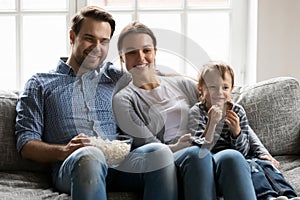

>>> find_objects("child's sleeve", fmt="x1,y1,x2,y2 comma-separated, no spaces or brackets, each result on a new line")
236,104,270,157
188,104,206,137
248,126,270,157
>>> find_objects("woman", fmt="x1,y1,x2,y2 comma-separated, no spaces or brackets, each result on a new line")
113,21,256,200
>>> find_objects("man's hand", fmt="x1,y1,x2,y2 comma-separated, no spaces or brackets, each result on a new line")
225,110,241,138
62,133,93,160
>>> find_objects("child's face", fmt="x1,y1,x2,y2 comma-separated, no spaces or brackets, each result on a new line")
201,69,233,109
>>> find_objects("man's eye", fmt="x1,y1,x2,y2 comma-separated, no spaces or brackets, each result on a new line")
101,39,110,45
85,37,94,42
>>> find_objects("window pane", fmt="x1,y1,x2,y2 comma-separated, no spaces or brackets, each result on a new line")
22,0,68,11
187,0,229,7
138,0,182,9
22,15,68,86
139,13,181,32
107,14,133,64
0,0,15,10
88,0,134,9
139,13,184,74
0,16,16,89
187,12,229,66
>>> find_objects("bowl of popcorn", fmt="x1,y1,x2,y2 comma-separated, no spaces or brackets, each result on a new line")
90,135,133,168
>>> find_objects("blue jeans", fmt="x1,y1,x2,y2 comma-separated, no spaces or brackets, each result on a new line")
174,146,216,199
53,143,177,200
174,147,256,200
249,158,297,200
214,149,257,200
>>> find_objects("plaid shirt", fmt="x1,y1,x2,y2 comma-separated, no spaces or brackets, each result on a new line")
16,58,122,153
188,102,269,158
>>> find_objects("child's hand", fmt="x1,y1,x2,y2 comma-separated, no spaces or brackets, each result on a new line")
259,154,280,167
225,110,241,138
208,105,223,125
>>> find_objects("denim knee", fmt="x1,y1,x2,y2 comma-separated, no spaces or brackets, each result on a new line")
116,143,174,173
54,146,108,196
214,149,249,171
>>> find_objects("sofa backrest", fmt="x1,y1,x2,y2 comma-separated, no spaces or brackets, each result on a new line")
233,77,300,156
1,77,299,171
0,90,48,172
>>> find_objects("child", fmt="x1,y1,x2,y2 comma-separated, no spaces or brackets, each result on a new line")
188,61,299,200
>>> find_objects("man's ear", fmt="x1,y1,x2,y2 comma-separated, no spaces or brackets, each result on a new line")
69,30,75,45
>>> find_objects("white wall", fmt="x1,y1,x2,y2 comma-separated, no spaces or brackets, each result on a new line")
256,0,300,82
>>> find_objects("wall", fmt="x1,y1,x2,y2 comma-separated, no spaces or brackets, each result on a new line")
257,0,300,82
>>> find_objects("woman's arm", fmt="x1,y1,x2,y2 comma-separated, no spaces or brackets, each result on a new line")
113,88,161,148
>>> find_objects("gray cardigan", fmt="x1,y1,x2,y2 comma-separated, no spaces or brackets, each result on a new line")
113,73,270,156
113,75,198,148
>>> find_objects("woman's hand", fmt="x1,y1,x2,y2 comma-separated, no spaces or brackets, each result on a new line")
169,134,192,152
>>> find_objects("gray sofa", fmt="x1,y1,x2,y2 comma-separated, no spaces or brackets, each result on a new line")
0,76,299,199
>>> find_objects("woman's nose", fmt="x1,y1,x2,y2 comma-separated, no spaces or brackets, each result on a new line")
137,50,145,61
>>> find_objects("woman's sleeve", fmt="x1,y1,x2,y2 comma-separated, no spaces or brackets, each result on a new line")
113,89,161,149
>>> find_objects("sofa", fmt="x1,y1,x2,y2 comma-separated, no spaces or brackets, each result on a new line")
0,76,299,199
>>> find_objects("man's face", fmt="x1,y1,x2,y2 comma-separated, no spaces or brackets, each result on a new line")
70,17,111,73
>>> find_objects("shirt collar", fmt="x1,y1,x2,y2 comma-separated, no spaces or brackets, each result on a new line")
56,57,76,76
55,57,121,83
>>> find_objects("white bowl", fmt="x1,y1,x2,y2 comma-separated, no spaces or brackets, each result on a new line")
90,135,132,167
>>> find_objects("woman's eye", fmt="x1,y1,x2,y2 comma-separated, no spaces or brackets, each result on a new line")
126,50,137,55
144,48,152,53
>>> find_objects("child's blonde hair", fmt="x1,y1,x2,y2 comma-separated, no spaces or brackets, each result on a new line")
197,61,235,102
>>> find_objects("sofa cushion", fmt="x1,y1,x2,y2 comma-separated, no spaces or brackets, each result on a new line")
233,77,300,156
0,90,47,171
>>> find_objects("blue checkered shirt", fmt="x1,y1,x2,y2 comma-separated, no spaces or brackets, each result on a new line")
16,58,122,153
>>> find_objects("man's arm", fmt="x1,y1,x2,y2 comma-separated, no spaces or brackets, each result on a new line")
21,133,92,163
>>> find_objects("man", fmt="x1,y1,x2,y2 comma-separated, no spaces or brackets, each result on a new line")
15,6,177,200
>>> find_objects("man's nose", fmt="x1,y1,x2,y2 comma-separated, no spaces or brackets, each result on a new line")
92,40,104,51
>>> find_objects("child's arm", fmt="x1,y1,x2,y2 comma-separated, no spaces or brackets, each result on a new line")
204,105,223,143
248,127,280,167
188,104,206,137
225,105,250,156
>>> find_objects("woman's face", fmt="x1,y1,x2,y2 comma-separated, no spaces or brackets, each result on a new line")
120,33,156,76
201,69,233,109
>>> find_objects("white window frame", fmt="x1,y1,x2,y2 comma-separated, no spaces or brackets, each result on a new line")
0,0,76,90
81,0,249,86
1,0,251,90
